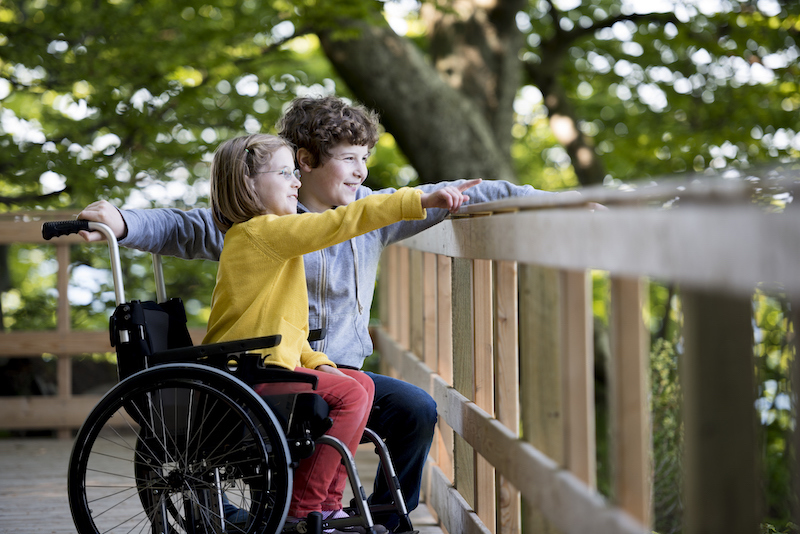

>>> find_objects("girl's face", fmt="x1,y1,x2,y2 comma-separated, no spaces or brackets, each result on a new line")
296,143,370,213
248,146,301,216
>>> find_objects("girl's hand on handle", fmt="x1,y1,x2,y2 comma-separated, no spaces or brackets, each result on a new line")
420,178,482,213
76,201,127,242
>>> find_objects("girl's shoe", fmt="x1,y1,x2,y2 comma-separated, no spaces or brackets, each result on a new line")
323,509,389,534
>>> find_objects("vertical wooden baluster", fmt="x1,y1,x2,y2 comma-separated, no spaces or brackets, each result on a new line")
397,246,411,353
494,260,520,534
609,276,651,527
384,246,399,340
423,252,439,372
562,269,596,488
410,249,424,359
519,264,563,533
473,259,495,533
437,255,455,482
452,257,475,508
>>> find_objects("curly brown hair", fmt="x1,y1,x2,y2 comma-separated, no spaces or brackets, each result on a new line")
277,96,380,168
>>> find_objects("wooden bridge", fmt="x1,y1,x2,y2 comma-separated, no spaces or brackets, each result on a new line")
1,173,799,533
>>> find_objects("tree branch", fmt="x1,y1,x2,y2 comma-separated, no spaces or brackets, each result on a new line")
556,10,681,48
0,189,66,206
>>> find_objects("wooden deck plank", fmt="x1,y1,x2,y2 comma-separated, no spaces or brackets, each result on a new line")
0,437,443,534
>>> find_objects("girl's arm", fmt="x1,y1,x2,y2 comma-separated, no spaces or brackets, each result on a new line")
244,187,426,261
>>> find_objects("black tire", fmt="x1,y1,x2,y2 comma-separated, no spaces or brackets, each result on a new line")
68,363,292,534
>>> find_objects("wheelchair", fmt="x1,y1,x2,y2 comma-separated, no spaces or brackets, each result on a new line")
43,220,415,534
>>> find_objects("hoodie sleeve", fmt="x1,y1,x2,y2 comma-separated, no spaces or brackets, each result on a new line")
119,207,224,260
365,178,556,246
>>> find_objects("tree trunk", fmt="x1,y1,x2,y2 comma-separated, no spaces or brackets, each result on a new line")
320,23,514,184
318,1,524,185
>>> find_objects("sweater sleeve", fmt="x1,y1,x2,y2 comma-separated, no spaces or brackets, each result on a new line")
243,187,425,262
119,207,224,260
299,339,337,370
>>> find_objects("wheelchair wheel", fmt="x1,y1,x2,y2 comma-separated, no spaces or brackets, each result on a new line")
68,363,292,534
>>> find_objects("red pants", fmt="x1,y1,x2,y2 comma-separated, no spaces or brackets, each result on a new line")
255,368,374,516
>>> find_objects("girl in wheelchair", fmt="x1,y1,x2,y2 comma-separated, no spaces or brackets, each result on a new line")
205,133,476,533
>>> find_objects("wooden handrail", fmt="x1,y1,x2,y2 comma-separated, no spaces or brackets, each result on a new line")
374,176,798,534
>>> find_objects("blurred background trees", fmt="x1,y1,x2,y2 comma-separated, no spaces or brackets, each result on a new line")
1,1,799,529
2,0,797,210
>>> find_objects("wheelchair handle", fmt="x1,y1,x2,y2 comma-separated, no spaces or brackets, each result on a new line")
42,219,91,240
41,220,126,307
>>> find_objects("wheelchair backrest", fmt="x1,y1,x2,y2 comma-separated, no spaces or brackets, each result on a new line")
111,298,194,381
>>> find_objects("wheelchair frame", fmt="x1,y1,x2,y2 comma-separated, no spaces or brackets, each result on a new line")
43,220,414,534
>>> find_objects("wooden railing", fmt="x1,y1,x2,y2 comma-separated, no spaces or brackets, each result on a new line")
0,212,205,439
372,176,800,534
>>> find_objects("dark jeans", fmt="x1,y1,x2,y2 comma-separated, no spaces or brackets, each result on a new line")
364,372,438,531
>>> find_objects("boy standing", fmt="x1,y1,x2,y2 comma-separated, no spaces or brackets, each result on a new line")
78,95,554,532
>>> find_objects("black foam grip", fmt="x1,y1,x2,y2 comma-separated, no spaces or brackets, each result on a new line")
41,220,90,240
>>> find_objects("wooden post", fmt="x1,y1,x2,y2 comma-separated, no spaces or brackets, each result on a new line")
494,260,521,534
609,276,651,527
473,259,496,533
681,288,760,534
562,269,596,488
56,243,71,440
518,264,563,533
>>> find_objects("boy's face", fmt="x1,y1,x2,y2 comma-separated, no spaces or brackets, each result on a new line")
248,146,301,216
297,143,370,213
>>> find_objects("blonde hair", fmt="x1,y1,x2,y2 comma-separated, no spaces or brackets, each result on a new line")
209,134,294,232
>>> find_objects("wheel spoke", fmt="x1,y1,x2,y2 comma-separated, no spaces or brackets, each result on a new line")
69,366,290,534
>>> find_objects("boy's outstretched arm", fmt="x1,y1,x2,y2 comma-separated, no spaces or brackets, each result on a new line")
420,179,482,213
76,200,224,260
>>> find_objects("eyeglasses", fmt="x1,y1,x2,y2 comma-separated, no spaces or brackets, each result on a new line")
261,168,301,180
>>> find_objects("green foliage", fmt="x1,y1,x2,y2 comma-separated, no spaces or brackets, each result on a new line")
1,0,796,212
592,280,798,534
650,338,683,534
0,0,413,215
0,0,330,211
519,1,800,182
761,521,800,534
2,244,58,330
753,289,797,530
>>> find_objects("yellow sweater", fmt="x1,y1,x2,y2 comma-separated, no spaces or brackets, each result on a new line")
203,187,425,370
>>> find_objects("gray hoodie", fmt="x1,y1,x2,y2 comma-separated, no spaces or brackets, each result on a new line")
119,180,552,369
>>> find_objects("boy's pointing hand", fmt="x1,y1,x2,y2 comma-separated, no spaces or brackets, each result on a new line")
421,179,482,213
